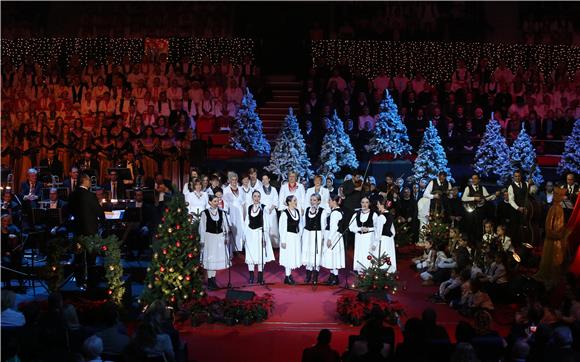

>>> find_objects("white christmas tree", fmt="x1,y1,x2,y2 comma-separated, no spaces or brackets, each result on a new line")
510,123,543,185
412,121,452,182
230,88,271,155
369,90,412,157
318,117,341,177
332,110,359,171
473,119,513,185
265,108,313,181
558,119,580,175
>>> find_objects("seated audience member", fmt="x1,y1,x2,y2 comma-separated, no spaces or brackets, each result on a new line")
83,335,106,362
471,311,506,361
125,320,175,362
63,304,94,355
1,290,25,327
302,328,340,362
96,302,130,355
144,300,181,354
422,308,450,342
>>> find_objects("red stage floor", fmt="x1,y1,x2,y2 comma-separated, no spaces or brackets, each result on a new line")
179,247,511,362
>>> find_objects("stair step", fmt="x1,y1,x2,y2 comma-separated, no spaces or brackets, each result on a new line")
263,101,300,107
272,89,301,95
267,81,302,89
271,95,300,102
266,75,298,82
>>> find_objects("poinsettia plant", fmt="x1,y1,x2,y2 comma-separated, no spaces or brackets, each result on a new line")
337,294,404,326
182,293,275,326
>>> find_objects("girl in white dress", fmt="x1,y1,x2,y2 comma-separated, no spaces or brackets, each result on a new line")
258,173,279,247
244,191,275,284
184,179,208,219
279,195,302,285
349,196,379,273
240,174,254,214
301,194,327,284
374,196,397,273
222,172,246,252
304,175,330,214
278,171,306,214
322,195,345,285
199,195,230,290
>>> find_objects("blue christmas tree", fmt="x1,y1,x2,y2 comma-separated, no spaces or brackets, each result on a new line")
473,119,513,185
317,117,341,177
412,121,452,182
332,111,359,171
230,88,271,155
265,108,313,181
510,123,543,185
370,90,412,158
558,119,580,175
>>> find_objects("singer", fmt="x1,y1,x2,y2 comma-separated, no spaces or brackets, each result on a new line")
301,193,326,284
244,190,274,284
199,194,230,290
349,196,378,273
321,195,345,285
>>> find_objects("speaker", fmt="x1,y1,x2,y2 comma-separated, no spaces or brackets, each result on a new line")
226,289,256,301
357,290,391,302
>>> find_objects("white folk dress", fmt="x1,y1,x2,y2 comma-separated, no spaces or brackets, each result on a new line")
222,185,246,252
375,212,397,273
349,210,379,272
322,208,345,270
244,204,275,266
257,185,279,247
278,209,302,270
278,182,306,214
304,186,330,213
184,190,208,217
301,207,327,270
199,208,230,271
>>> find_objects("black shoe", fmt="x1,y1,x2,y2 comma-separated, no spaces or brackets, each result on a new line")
284,276,291,285
258,271,264,285
325,275,334,285
313,271,319,285
288,275,296,285
208,277,218,290
305,270,312,283
249,271,255,284
328,274,339,286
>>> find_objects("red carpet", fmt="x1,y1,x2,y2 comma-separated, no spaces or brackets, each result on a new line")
179,246,511,362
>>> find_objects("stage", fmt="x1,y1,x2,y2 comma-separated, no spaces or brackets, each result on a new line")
179,246,511,362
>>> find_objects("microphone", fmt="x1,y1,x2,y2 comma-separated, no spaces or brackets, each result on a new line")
219,208,229,215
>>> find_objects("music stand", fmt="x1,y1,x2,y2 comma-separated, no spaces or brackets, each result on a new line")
32,208,64,227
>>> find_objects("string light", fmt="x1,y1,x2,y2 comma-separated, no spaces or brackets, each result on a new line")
311,40,580,84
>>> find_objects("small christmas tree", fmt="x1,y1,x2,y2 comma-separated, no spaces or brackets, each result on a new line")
558,119,580,175
419,213,450,248
473,119,513,185
230,88,271,155
142,194,204,307
357,252,398,292
394,217,414,247
412,121,452,182
332,111,359,171
265,107,313,181
369,90,412,158
317,116,341,177
510,123,544,185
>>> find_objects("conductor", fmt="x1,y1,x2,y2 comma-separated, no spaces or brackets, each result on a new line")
68,173,105,289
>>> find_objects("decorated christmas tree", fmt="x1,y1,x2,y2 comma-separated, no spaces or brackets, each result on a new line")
317,116,341,176
332,111,359,171
510,123,544,185
357,252,398,291
412,121,452,182
265,107,313,181
230,88,271,155
473,119,513,185
369,90,412,158
142,194,204,307
419,213,450,247
558,119,580,175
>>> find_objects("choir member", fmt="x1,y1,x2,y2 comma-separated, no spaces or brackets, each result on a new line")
279,195,302,285
301,193,327,284
321,195,344,285
278,171,306,214
244,191,274,284
304,175,330,212
258,173,279,247
199,195,230,290
222,172,246,252
184,178,208,216
349,196,379,273
375,196,397,272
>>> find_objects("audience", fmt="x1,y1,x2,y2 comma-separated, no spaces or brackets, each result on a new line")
302,329,341,362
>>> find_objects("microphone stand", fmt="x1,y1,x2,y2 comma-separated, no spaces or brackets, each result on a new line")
331,208,360,295
243,204,275,290
312,210,320,290
220,208,233,289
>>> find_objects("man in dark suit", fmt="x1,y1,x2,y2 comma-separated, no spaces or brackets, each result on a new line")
563,173,579,221
2,190,22,227
19,168,43,222
442,121,460,162
301,329,340,362
39,148,64,179
76,150,99,179
123,189,156,259
103,169,126,200
62,166,80,198
68,173,105,289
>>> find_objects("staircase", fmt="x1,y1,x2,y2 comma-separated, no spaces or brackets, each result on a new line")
259,75,301,143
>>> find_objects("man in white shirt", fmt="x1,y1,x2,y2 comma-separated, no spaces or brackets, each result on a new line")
461,174,496,243
507,170,531,244
423,171,452,215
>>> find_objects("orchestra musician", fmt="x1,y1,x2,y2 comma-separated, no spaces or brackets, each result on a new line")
507,170,532,244
1,190,22,227
424,171,452,217
461,174,497,244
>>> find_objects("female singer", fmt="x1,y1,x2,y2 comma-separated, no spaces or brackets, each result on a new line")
244,191,274,284
222,172,246,252
305,175,330,213
94,126,115,184
139,126,159,179
278,171,306,214
375,196,397,272
322,195,345,285
161,128,180,188
258,173,279,247
184,178,208,217
199,195,230,290
349,196,379,273
301,193,327,284
279,195,302,285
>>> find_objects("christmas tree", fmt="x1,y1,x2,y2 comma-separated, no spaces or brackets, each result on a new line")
510,123,544,185
332,110,359,171
265,107,313,181
419,213,450,247
473,119,513,185
558,119,580,175
356,252,398,291
369,90,412,158
230,88,271,155
412,121,452,182
317,116,341,176
142,194,204,307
